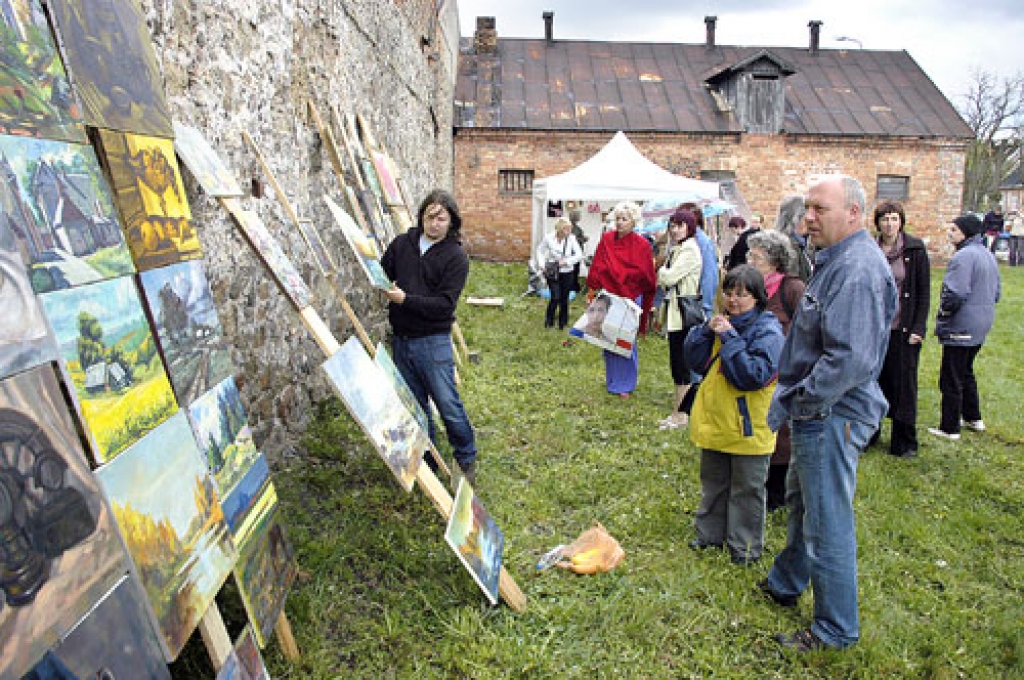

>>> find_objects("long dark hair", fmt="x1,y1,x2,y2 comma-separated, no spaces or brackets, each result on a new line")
417,189,462,236
722,264,768,311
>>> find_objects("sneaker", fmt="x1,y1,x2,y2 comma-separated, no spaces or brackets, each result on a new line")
688,538,722,551
730,552,760,567
961,419,986,432
774,628,827,653
927,427,960,441
758,578,799,607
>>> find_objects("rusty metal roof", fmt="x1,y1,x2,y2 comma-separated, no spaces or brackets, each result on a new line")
455,38,973,138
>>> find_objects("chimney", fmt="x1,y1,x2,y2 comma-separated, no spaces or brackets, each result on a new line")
705,16,717,49
474,16,497,55
543,11,553,41
808,20,822,54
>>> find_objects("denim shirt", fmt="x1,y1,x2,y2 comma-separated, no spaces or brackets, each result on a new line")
767,229,897,431
695,229,719,316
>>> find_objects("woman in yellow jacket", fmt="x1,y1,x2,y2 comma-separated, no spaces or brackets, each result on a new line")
684,265,785,566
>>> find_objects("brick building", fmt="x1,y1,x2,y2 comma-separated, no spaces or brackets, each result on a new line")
454,15,974,262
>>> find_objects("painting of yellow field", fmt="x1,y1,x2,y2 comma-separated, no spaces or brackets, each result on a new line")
97,130,200,271
220,454,277,553
39,275,177,463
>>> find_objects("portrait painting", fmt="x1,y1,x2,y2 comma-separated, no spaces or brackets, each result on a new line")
324,195,391,290
568,290,640,358
186,376,260,500
0,364,127,679
96,130,199,271
0,222,57,379
374,342,428,433
0,134,135,294
234,514,297,649
95,411,236,661
444,477,505,606
220,453,277,553
172,122,243,198
46,0,173,137
321,337,426,492
39,275,177,463
138,260,234,405
228,208,313,311
296,217,336,276
0,0,85,142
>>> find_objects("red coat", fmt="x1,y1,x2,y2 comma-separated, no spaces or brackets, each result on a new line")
587,231,657,334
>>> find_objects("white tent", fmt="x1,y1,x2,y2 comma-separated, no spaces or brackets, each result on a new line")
530,131,720,269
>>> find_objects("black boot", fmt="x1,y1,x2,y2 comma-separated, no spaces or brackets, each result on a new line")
456,459,477,488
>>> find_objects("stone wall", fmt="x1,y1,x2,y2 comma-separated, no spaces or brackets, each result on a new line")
135,0,458,457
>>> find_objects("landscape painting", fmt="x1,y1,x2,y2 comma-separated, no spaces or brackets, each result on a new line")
374,342,428,433
0,222,57,378
39,275,177,463
371,151,403,206
321,336,425,492
0,364,127,680
296,217,336,276
139,260,233,405
228,208,313,310
46,0,173,137
187,376,260,499
172,122,243,197
0,0,85,142
234,514,297,648
96,129,199,271
0,134,135,293
95,411,236,661
220,453,277,552
233,626,270,680
324,195,391,290
445,478,505,606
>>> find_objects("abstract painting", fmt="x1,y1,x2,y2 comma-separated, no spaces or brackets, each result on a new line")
96,130,199,271
234,513,297,649
227,207,313,310
0,0,85,142
186,376,260,500
324,195,391,290
95,411,236,661
0,222,57,379
47,0,173,137
0,134,135,293
374,342,428,433
172,122,243,197
445,477,505,606
321,336,426,492
220,453,277,553
139,260,233,406
39,275,177,463
296,217,336,276
568,290,640,358
0,364,127,679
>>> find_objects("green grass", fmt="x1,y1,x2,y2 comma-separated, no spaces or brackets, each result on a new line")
265,263,1024,679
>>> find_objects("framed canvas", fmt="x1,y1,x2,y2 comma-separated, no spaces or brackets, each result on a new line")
138,260,234,405
324,196,391,290
321,336,426,492
0,222,58,379
373,342,428,433
0,0,86,142
96,130,199,271
95,411,236,661
39,275,177,463
226,207,313,311
234,513,297,649
220,453,277,552
296,218,336,276
46,0,173,137
0,134,135,294
444,477,505,606
0,364,127,679
172,122,244,198
370,151,403,206
356,188,393,250
186,376,260,499
568,290,640,358
390,204,414,234
233,626,270,680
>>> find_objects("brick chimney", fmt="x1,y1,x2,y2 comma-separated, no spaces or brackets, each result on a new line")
543,11,553,41
474,16,497,55
808,20,822,54
705,16,717,49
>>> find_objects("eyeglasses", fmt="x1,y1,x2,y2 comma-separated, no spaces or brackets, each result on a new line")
722,289,753,300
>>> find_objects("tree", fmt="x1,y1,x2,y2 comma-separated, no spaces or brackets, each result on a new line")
960,70,1024,212
76,311,105,368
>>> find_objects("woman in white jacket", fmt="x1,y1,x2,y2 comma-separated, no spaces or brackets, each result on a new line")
537,217,584,330
656,209,703,429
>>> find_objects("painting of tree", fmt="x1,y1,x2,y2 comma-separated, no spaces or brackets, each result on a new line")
186,376,260,498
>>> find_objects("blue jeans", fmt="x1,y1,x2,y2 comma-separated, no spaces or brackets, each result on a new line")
391,334,476,465
766,414,874,648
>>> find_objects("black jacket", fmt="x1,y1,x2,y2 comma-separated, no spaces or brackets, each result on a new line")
895,233,931,338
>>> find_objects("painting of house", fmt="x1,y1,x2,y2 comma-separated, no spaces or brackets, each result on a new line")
0,363,127,679
444,478,505,606
0,221,56,379
226,207,313,310
186,376,260,499
39,275,178,463
0,135,134,293
220,453,277,553
95,411,236,661
172,122,243,198
234,514,297,648
139,260,234,405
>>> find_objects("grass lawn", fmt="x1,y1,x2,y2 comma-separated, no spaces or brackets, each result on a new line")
264,262,1023,679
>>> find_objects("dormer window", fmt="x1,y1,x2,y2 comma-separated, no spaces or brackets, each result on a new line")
705,50,796,134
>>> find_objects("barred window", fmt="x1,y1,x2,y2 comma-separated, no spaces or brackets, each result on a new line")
499,169,534,195
877,175,909,201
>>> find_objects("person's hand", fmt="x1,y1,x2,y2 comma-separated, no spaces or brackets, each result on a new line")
909,333,923,345
587,289,596,304
708,314,733,335
385,286,406,304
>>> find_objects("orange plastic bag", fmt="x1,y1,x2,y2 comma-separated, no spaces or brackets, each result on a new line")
555,521,625,575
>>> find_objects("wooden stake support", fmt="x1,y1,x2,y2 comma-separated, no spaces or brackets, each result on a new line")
275,611,301,661
199,603,233,671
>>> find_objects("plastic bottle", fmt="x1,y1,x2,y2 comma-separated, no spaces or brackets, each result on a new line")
535,544,567,572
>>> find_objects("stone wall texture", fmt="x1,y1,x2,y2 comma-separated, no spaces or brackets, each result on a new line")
136,0,458,458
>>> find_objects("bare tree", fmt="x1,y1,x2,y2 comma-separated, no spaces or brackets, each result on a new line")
960,70,1024,212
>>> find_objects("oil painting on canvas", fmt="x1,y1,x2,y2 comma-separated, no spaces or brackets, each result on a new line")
220,453,277,552
568,290,640,358
172,122,243,197
371,151,403,206
0,222,57,378
0,134,135,293
0,0,85,142
373,342,428,433
321,336,426,492
296,217,336,276
139,260,233,405
95,411,236,660
444,478,505,606
187,376,260,499
228,208,313,310
46,0,173,137
234,514,297,648
39,275,177,463
232,626,270,680
0,364,127,679
324,195,391,290
96,130,199,271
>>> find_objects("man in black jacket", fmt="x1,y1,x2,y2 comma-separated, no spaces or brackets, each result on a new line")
381,189,478,486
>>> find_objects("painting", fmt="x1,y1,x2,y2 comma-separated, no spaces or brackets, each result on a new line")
324,195,391,290
321,336,426,492
0,0,85,142
445,477,505,606
356,188,393,251
374,342,428,433
371,151,403,206
234,513,297,649
186,376,260,500
232,626,270,680
296,217,336,276
568,290,640,358
0,134,135,293
172,122,243,198
46,0,173,137
95,411,236,660
220,453,277,552
39,275,177,463
227,208,313,310
0,364,127,679
138,260,234,405
0,222,57,379
96,130,199,271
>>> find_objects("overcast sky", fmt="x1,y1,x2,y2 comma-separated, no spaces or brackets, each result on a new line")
455,0,1024,108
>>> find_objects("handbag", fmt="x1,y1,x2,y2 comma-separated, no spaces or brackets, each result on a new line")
544,237,569,281
676,292,706,329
